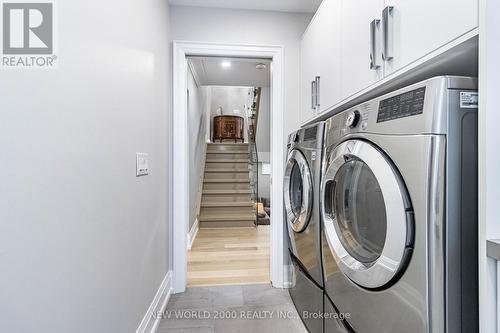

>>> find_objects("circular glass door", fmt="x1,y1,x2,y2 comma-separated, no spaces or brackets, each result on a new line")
321,139,413,289
284,149,313,232
333,159,387,264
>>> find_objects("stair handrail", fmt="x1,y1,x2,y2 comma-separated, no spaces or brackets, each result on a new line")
245,88,261,226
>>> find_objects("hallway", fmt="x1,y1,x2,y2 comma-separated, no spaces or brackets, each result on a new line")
157,284,307,333
188,227,270,287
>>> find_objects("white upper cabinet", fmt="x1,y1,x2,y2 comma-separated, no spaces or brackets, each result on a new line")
340,0,385,100
315,0,341,114
300,0,341,121
299,0,478,123
383,0,478,75
300,17,321,121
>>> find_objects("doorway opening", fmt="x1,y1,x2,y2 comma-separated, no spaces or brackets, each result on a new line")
185,56,272,286
172,42,286,293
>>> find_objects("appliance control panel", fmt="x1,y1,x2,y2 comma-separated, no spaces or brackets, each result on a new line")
377,87,426,123
345,110,360,128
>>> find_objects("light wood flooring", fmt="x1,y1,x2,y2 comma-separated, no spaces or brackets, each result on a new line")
187,226,270,287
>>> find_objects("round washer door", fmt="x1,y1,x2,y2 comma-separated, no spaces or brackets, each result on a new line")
284,149,313,232
321,139,413,289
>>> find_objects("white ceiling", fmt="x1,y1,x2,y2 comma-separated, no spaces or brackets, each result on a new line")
169,0,322,13
188,57,271,87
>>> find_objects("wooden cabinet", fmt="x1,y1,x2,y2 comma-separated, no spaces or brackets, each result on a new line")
213,116,244,143
299,0,478,123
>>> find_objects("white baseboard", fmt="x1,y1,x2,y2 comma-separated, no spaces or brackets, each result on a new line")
187,218,199,250
136,270,173,333
282,264,293,288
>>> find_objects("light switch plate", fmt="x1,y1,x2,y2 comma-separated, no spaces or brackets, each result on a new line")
136,153,149,176
261,163,271,175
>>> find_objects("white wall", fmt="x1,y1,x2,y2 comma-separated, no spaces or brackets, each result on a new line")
170,5,312,142
479,0,500,331
257,87,271,161
256,87,271,202
187,67,207,230
209,86,251,118
0,0,170,332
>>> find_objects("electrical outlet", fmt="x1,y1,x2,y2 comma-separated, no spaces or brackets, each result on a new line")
136,153,149,176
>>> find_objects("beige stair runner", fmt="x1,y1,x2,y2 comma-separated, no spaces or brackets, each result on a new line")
198,143,256,228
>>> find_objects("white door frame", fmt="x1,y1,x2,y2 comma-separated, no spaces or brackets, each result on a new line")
172,41,286,293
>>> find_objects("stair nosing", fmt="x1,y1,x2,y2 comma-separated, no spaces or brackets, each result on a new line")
201,201,254,207
206,151,248,154
206,159,249,163
205,169,249,173
202,189,252,194
198,215,256,222
207,142,249,144
203,179,250,183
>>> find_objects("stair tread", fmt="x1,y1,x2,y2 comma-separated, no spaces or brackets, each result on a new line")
203,179,250,183
203,189,252,194
199,213,256,221
201,201,254,207
208,143,249,146
205,169,249,172
200,222,255,228
206,159,249,163
206,151,248,154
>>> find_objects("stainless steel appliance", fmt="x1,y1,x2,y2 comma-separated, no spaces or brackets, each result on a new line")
284,122,325,333
321,76,478,333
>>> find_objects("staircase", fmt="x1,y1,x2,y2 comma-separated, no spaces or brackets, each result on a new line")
198,143,257,228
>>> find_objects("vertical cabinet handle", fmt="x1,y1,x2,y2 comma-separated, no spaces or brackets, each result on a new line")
315,76,321,108
369,19,382,70
382,6,394,61
311,80,316,110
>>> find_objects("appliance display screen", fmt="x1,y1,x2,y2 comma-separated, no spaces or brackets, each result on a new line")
377,87,426,123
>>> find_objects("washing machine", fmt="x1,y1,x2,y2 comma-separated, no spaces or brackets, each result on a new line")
320,76,478,333
284,122,325,333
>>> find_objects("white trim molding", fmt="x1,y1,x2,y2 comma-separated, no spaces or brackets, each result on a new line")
479,0,500,331
172,41,287,293
187,218,199,250
135,271,173,333
283,264,294,288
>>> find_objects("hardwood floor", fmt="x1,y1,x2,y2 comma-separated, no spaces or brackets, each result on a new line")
187,226,270,287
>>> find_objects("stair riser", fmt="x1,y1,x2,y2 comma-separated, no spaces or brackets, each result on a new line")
207,145,249,152
200,221,255,228
203,172,250,180
206,154,249,161
200,207,255,215
205,162,248,169
203,183,251,190
201,201,253,208
204,172,250,178
202,194,252,202
204,179,251,184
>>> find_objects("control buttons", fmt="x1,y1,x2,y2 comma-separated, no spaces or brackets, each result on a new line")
345,110,360,128
361,121,368,130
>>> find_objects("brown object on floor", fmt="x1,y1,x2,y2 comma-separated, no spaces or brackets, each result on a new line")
213,115,244,143
188,226,270,287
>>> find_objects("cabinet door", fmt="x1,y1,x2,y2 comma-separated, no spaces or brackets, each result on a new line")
340,0,385,100
300,18,321,123
384,0,478,75
315,0,342,114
